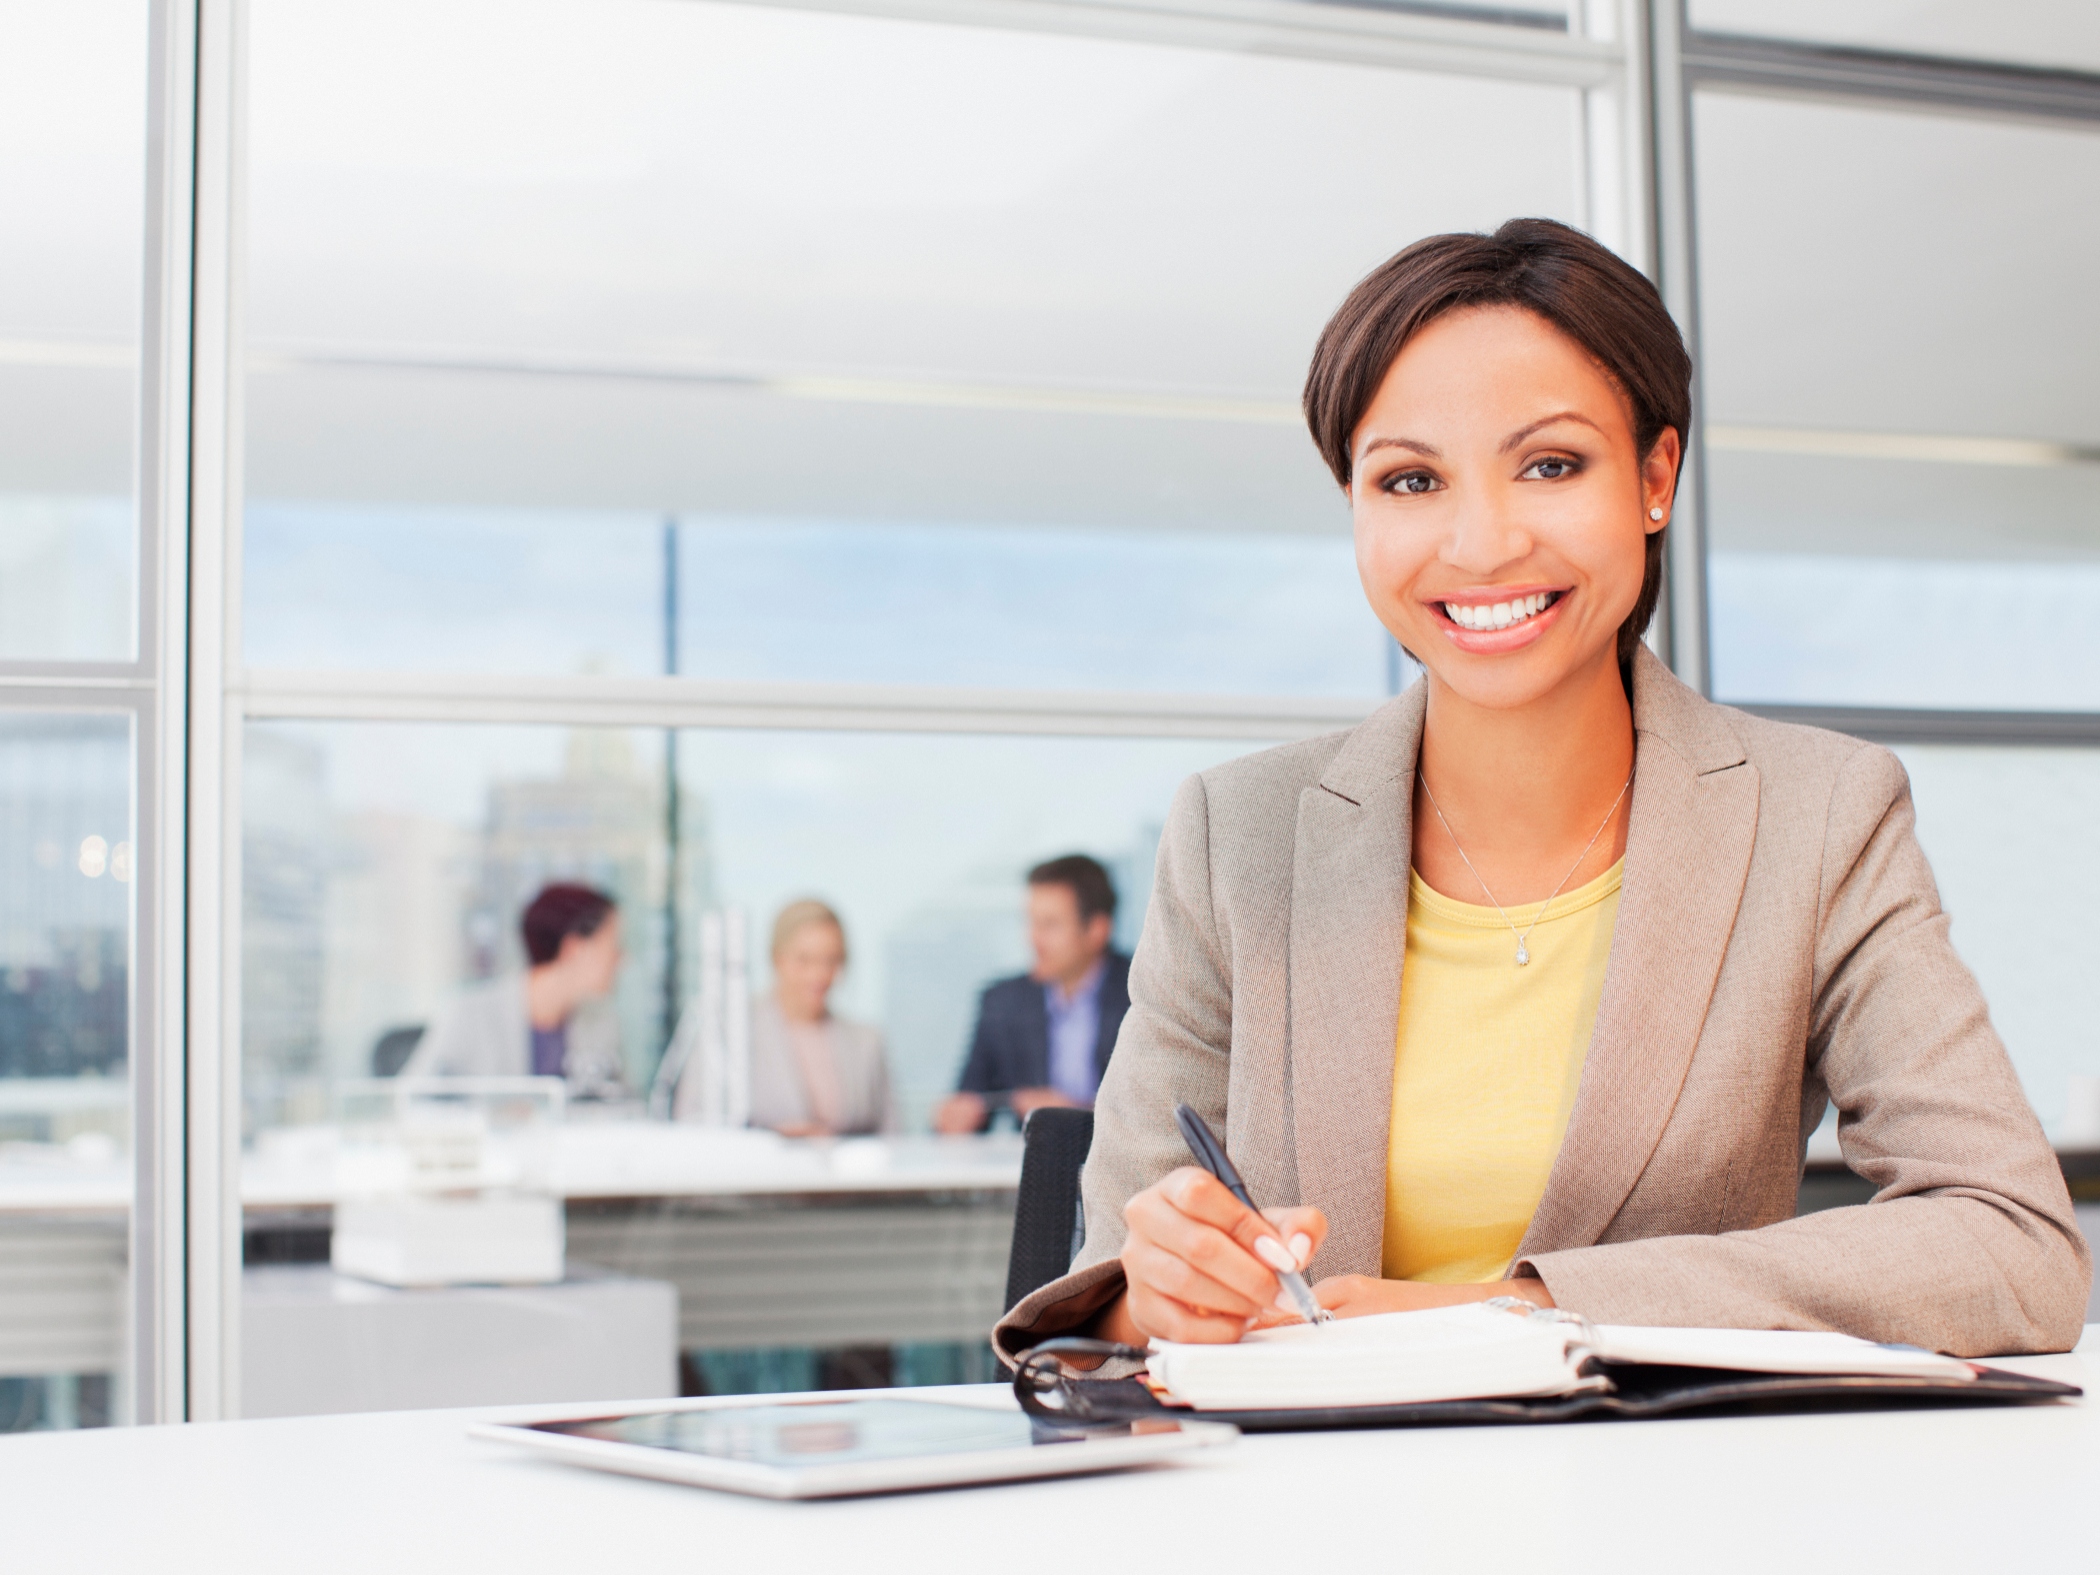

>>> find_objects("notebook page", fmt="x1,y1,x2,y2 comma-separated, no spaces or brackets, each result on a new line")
1146,1305,1593,1410
1590,1326,1977,1380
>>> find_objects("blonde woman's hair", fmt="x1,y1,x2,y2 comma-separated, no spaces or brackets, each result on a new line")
771,898,847,964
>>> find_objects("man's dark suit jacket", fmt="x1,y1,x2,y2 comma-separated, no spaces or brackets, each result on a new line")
956,951,1131,1104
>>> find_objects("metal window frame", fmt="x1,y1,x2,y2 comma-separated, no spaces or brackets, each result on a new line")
726,0,1624,85
184,0,245,1427
1685,31,2100,127
1739,705,2100,751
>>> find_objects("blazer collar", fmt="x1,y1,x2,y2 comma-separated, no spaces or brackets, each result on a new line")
1516,648,1759,1256
1288,648,1758,1276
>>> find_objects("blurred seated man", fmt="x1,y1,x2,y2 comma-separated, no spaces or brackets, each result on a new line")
933,855,1129,1134
406,882,628,1099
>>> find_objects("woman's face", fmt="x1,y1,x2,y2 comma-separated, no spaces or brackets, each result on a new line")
1347,305,1678,711
552,913,623,1000
775,921,846,1021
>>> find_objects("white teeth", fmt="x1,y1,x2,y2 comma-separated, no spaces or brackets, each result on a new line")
1445,593,1554,631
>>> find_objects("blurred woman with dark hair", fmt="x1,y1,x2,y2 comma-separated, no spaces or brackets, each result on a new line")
407,882,628,1098
997,219,2086,1364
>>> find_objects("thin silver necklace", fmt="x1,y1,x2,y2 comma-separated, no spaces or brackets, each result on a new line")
1416,768,1634,967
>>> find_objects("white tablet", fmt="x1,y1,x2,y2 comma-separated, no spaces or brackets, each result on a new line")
471,1396,1238,1500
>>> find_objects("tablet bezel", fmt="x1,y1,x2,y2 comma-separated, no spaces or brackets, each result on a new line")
469,1394,1239,1499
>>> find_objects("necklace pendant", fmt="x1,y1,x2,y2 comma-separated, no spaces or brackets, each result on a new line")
1514,945,1530,966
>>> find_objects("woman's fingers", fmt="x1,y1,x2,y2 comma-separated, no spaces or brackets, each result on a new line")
1313,1273,1383,1317
1125,1281,1258,1344
1259,1205,1328,1269
1125,1170,1281,1310
1120,1232,1265,1321
1153,1170,1312,1288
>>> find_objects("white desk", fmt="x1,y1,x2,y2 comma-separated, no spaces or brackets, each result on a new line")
0,1128,1027,1215
2,1335,2094,1574
0,1130,1024,1376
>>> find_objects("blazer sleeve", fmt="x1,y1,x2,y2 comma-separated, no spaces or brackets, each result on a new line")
955,986,1005,1096
403,988,485,1078
994,774,1234,1364
1521,746,2091,1355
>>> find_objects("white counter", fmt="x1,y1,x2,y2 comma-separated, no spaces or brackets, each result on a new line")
0,1129,1025,1385
0,1128,1025,1216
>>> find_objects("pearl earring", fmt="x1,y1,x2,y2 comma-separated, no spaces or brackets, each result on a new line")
1649,507,1664,521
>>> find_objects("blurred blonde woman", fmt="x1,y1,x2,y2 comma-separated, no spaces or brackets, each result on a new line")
740,900,895,1137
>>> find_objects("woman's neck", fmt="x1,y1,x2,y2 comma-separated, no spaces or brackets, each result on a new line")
524,965,576,1032
1412,648,1636,905
776,990,829,1026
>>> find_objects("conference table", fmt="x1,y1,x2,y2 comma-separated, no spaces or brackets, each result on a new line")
0,1126,1024,1396
5,1333,2094,1573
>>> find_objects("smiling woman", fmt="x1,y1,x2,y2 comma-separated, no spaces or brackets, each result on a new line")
994,219,2090,1365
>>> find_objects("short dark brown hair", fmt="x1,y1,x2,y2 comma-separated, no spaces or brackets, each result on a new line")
1028,854,1117,927
1303,218,1691,668
521,882,616,967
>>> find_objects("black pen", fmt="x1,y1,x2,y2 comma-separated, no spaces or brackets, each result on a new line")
1173,1102,1331,1325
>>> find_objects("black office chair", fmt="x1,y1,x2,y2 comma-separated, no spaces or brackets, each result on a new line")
1003,1107,1095,1311
370,1024,427,1078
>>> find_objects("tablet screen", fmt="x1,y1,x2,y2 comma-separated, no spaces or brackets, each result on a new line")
534,1400,1086,1469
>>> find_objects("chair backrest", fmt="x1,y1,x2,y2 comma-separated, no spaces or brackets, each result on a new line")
1003,1107,1095,1311
370,1024,427,1078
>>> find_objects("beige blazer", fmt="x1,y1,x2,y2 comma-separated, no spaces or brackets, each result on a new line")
676,997,897,1135
998,648,2089,1361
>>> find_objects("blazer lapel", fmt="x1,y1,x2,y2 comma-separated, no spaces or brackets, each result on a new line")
1516,651,1760,1257
1289,684,1426,1280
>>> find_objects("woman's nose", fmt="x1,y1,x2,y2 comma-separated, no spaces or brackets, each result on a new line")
1439,493,1531,577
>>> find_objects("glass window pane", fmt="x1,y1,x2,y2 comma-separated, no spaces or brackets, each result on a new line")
242,0,1583,693
243,723,673,1129
0,2,144,662
1690,0,2100,75
240,718,1261,1412
1695,92,2100,709
1895,744,2100,1141
242,719,1254,1128
0,714,135,1431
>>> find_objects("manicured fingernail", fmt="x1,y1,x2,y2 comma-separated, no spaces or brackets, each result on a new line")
1253,1237,1296,1273
1289,1233,1312,1267
1275,1288,1297,1313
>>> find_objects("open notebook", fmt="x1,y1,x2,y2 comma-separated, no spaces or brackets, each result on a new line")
1016,1303,2080,1431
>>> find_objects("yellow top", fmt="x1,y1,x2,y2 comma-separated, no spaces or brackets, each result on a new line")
1381,858,1624,1284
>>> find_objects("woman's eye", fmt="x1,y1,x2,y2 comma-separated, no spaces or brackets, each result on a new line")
1386,471,1440,495
1525,456,1579,481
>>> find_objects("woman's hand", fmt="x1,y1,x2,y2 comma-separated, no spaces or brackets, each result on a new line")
1314,1274,1556,1319
1099,1167,1328,1345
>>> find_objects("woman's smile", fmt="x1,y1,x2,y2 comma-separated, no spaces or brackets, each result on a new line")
1431,586,1568,650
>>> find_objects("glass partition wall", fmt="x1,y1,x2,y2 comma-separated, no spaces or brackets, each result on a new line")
1686,33,2100,1139
12,0,2095,1426
0,0,178,1432
226,0,1628,1411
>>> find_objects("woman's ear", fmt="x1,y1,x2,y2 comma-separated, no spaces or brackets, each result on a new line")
1643,426,1683,534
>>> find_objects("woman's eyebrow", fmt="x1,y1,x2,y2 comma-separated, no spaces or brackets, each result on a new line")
1500,411,1603,452
1357,434,1442,462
